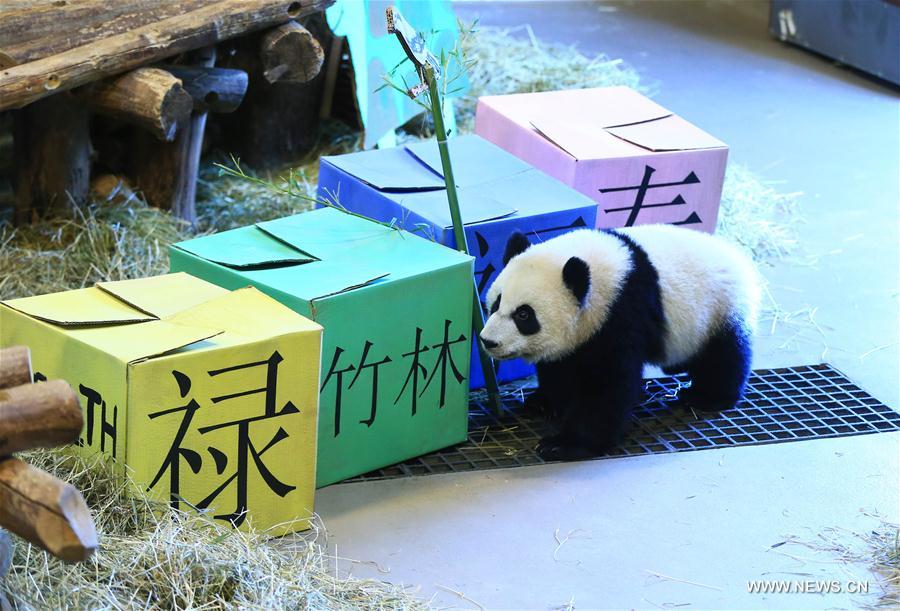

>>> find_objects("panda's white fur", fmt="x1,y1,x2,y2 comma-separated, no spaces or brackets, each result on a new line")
483,225,761,367
483,230,631,363
623,225,761,368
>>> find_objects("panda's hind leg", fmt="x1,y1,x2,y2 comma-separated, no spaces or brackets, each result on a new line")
680,317,752,413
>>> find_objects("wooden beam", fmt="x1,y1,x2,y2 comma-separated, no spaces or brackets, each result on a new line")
84,68,193,141
0,456,98,563
0,1,219,65
164,66,249,114
0,380,83,455
260,21,324,84
0,0,332,111
0,346,32,390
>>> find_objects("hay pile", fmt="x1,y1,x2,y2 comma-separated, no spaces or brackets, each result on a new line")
778,518,900,607
3,450,425,610
0,21,806,610
0,202,190,300
717,165,803,264
456,24,648,130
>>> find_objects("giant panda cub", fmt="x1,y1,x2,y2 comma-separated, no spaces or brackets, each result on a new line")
480,226,761,461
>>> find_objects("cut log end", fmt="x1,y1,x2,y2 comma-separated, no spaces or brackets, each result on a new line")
85,68,193,141
0,346,32,390
56,485,100,563
164,66,248,114
260,21,324,84
0,457,98,564
0,379,83,455
159,81,194,140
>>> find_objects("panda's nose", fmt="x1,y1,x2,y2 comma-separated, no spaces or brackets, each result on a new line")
480,335,499,350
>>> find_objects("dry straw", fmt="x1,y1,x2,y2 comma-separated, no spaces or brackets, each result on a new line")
3,449,427,610
773,516,900,607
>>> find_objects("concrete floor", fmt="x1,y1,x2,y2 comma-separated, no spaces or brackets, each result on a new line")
316,1,900,608
318,432,898,609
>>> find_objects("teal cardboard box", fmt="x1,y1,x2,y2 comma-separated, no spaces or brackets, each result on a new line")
170,208,474,487
317,134,598,388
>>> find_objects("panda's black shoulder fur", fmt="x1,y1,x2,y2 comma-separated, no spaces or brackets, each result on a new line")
533,229,666,458
599,229,667,363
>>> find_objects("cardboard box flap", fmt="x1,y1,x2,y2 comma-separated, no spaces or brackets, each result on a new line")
477,168,597,217
521,88,725,157
321,147,446,193
307,269,391,301
242,259,391,302
401,188,517,228
168,286,323,339
529,119,640,160
605,114,727,152
96,273,229,319
404,135,532,189
172,226,317,269
2,287,156,327
83,318,224,363
252,212,395,300
523,86,671,129
256,208,393,261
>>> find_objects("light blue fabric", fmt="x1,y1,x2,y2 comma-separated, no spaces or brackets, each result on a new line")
326,0,467,148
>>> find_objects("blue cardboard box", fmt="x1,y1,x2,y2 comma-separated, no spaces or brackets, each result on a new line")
317,134,598,387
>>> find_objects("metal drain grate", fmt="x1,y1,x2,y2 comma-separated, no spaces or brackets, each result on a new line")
346,364,900,482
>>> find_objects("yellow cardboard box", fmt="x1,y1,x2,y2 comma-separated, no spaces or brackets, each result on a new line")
0,273,322,534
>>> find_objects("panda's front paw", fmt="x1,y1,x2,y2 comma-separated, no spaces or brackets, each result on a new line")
522,389,548,414
536,435,597,461
523,390,562,419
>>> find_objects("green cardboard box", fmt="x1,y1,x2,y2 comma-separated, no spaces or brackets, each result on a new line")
170,208,474,486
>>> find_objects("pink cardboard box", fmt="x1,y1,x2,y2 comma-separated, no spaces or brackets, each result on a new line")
475,87,728,233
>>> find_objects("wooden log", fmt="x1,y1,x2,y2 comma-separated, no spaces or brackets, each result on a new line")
0,0,220,66
0,456,97,563
13,94,90,222
216,12,331,168
133,48,215,224
0,380,83,455
260,21,324,84
84,68,193,141
0,346,31,390
0,0,333,111
164,67,249,114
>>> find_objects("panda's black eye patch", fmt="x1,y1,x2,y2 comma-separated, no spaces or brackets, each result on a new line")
490,294,501,314
512,304,540,335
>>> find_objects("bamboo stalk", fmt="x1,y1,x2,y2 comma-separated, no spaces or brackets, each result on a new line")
425,65,502,412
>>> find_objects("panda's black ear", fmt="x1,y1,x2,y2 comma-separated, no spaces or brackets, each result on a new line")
503,231,531,266
563,257,590,307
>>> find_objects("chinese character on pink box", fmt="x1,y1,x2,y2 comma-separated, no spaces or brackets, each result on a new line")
475,87,728,233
